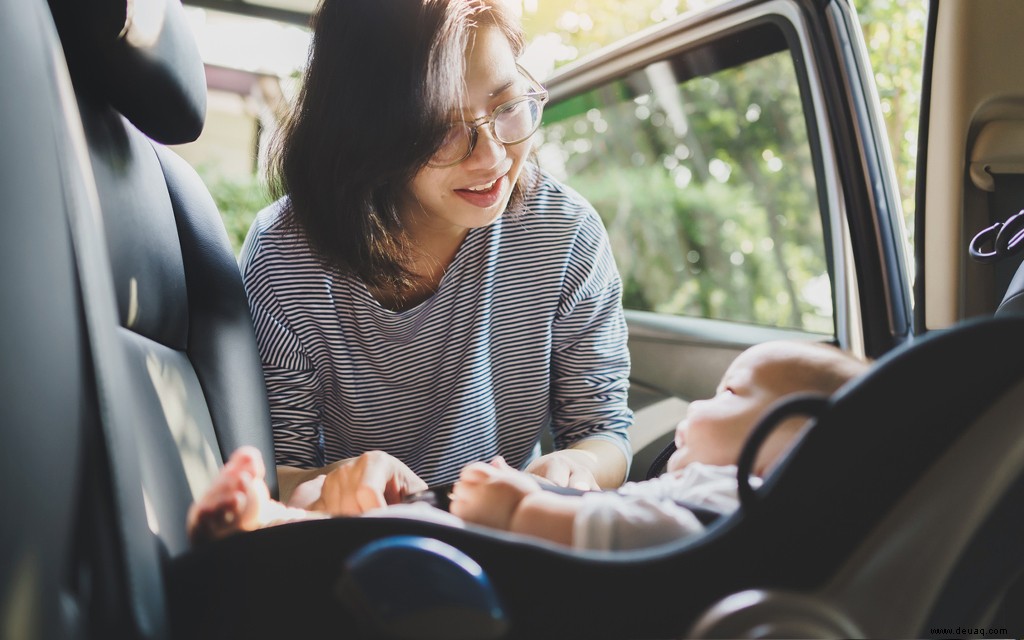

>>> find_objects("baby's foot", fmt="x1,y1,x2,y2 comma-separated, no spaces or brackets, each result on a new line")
187,446,270,544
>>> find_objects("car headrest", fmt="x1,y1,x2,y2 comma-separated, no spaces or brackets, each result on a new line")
48,0,207,144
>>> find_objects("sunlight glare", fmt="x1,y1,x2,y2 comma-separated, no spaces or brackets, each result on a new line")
145,352,221,502
125,0,167,48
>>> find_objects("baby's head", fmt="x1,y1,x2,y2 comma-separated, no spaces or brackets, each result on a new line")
668,340,869,476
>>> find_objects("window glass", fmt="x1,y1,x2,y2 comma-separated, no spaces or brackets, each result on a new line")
539,44,832,334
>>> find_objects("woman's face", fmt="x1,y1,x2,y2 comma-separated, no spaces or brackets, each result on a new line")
401,25,533,239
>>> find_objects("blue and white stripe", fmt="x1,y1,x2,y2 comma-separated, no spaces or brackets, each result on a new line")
240,169,633,487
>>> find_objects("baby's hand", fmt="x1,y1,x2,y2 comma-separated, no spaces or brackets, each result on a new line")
187,446,270,544
450,457,541,531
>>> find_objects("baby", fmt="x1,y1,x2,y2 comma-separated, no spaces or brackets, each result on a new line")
187,340,867,551
448,339,868,550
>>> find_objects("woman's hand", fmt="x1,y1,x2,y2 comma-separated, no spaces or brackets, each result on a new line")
524,449,602,491
526,439,630,490
308,451,428,516
450,457,541,531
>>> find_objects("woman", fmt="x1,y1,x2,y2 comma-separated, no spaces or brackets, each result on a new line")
240,0,633,515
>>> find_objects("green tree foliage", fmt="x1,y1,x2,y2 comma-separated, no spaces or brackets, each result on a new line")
524,0,922,331
523,0,922,236
855,0,926,240
203,168,271,254
542,49,831,331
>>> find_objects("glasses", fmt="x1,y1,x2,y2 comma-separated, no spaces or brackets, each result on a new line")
428,64,549,168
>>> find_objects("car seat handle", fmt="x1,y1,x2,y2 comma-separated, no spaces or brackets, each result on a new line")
736,393,831,508
645,438,680,481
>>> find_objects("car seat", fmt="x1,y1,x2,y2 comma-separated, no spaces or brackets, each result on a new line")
1,0,275,637
9,0,1024,638
46,0,278,504
0,1,106,637
165,312,1024,639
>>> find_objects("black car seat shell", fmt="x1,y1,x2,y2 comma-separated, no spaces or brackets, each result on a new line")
167,313,1024,639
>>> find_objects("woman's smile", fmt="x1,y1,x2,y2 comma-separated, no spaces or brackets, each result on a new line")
454,173,507,208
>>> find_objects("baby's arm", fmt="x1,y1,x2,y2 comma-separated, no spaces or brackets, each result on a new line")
451,457,582,546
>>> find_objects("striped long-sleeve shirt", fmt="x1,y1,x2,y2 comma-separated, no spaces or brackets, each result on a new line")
239,170,633,487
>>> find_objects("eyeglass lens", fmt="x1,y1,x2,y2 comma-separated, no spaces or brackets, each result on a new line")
431,96,543,166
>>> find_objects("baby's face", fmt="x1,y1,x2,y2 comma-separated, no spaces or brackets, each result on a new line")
667,347,785,472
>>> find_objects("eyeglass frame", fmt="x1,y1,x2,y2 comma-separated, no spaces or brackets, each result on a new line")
427,63,549,168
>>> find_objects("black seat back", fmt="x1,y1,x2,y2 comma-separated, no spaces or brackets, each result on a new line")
47,0,277,555
1,1,100,637
0,0,276,636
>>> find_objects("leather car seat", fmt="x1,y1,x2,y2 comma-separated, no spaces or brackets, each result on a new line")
5,0,278,636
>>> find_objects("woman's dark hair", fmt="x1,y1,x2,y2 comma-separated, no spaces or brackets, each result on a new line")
268,0,528,294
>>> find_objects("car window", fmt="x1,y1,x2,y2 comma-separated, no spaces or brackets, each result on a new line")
538,26,832,335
